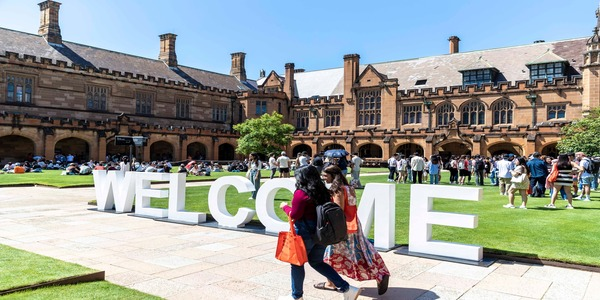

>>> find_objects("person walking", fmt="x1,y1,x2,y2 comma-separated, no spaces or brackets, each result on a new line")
278,166,362,300
386,154,398,182
503,156,530,209
317,165,390,295
527,152,549,197
247,152,262,200
269,153,278,179
575,152,593,201
427,155,442,184
350,153,363,188
545,154,583,209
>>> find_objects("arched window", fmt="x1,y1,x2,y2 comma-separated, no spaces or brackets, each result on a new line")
436,103,455,126
461,101,485,125
491,99,514,125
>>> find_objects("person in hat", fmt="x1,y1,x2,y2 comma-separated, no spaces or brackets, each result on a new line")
277,151,291,178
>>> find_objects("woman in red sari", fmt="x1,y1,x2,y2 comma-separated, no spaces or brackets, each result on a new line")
316,165,391,295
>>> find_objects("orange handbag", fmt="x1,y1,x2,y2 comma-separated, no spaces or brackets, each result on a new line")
343,187,358,234
547,164,559,183
275,218,308,266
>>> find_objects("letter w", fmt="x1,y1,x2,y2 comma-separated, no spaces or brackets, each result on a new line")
92,170,135,213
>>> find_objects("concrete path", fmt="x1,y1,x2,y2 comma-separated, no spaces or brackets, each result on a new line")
1,185,599,300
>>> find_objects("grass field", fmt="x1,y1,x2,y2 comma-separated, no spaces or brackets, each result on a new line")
0,168,390,188
0,244,159,299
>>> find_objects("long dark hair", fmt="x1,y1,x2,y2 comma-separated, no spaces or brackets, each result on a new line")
322,165,349,194
557,154,571,170
294,166,330,205
516,156,529,174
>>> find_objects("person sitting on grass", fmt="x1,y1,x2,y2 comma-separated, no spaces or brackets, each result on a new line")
79,163,92,175
65,163,80,175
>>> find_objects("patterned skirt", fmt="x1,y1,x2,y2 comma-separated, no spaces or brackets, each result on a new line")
323,220,390,282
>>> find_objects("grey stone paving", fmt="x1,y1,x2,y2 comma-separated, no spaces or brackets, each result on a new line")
0,185,599,300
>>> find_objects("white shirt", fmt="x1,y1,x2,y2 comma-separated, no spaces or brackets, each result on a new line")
411,156,425,171
269,157,277,169
299,156,309,167
496,159,514,178
351,156,363,171
277,156,290,168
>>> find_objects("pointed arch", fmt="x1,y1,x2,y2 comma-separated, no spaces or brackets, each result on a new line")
436,102,456,126
490,98,515,125
459,100,486,125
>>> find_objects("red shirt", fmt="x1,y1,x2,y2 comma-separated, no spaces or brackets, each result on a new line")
282,189,317,221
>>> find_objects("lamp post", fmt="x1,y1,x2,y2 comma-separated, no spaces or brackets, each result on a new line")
423,97,433,131
526,90,538,128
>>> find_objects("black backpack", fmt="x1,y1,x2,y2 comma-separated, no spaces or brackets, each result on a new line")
475,159,485,171
313,201,347,245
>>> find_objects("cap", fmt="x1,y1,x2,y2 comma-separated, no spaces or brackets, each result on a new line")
281,151,286,155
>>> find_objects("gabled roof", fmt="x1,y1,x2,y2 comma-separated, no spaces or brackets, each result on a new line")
291,38,587,97
526,49,568,65
458,56,498,72
0,27,255,92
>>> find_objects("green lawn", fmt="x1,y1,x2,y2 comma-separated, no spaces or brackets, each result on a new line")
0,244,158,299
0,168,390,188
149,173,600,266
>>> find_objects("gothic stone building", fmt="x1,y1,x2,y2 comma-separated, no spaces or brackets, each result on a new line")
2,1,600,164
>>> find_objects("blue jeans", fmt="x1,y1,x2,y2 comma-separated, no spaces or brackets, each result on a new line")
291,219,348,299
429,173,439,184
250,169,261,199
593,173,599,190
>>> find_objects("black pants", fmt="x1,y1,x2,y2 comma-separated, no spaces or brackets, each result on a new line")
476,169,485,186
388,167,397,180
412,170,423,184
529,176,546,196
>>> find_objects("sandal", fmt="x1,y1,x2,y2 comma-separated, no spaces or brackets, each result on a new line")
313,282,337,291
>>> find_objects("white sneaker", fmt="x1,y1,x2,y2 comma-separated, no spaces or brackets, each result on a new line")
278,295,302,300
519,204,527,209
503,204,515,208
583,197,591,202
343,286,363,300
544,204,556,208
566,204,575,209
574,195,582,200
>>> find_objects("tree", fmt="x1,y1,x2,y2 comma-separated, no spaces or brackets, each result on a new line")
557,108,600,156
233,112,295,156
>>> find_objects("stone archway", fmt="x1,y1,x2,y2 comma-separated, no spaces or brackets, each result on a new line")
292,144,312,158
187,142,207,160
150,141,174,161
487,142,522,157
395,143,424,157
218,143,235,161
435,140,472,160
0,135,35,164
55,137,90,162
358,143,383,159
541,143,559,158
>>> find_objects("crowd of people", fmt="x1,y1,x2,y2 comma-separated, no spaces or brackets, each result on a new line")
385,151,599,209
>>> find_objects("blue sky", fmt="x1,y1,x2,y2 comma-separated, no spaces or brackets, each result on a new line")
1,0,598,80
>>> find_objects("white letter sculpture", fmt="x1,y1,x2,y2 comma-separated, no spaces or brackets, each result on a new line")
167,173,206,224
409,184,483,261
134,173,170,218
208,176,256,228
92,170,135,213
255,178,296,234
356,183,396,250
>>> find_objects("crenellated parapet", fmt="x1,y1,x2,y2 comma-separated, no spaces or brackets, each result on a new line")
0,51,238,96
292,95,344,106
397,76,582,99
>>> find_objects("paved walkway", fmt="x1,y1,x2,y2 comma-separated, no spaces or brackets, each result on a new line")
1,185,599,300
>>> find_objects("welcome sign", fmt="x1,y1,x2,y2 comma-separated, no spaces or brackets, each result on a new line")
92,171,483,260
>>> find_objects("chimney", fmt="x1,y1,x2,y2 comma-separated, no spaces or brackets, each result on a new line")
158,33,178,67
343,54,360,100
230,52,247,81
448,36,460,54
38,0,62,44
284,63,295,99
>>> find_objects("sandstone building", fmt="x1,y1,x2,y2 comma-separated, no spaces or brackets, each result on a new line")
1,1,600,164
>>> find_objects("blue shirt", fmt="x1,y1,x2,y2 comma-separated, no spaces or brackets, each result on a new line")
527,158,548,178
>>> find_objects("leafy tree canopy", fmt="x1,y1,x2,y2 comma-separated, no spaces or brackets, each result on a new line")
557,108,600,156
233,112,295,156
